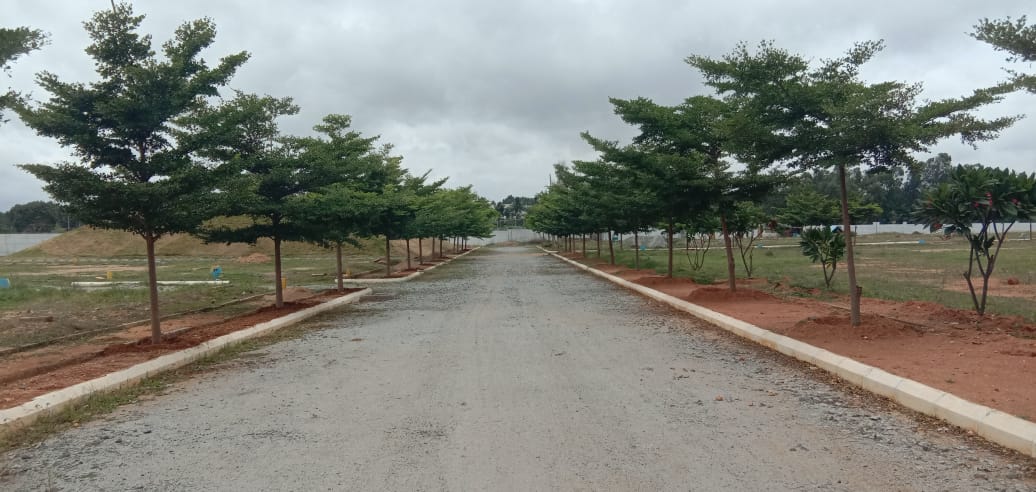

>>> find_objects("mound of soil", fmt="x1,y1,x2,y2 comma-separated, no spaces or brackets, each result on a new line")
236,252,271,264
686,286,777,303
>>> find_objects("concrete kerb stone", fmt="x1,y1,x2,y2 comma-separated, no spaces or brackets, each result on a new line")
541,248,1036,458
338,246,479,286
0,288,371,435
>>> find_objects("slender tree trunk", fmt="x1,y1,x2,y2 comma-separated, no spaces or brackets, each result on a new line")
721,212,737,292
608,229,615,265
838,163,861,326
581,234,586,257
274,236,284,308
385,236,391,277
619,234,623,250
336,242,344,293
667,220,675,278
406,239,412,270
440,238,444,257
634,231,640,270
418,238,424,265
596,232,602,258
144,232,162,344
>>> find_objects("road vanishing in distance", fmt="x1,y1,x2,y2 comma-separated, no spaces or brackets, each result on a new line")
2,246,1034,491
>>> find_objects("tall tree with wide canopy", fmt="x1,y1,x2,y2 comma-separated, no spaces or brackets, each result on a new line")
17,4,248,343
688,40,1017,325
610,95,777,291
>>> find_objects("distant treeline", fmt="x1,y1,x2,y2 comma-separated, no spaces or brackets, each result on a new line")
0,201,79,233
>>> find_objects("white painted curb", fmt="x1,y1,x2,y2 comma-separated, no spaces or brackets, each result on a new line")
0,288,371,434
543,249,1036,458
338,246,479,286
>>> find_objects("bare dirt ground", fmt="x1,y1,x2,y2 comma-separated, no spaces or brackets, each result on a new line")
1,246,1034,490
0,287,359,408
574,254,1036,421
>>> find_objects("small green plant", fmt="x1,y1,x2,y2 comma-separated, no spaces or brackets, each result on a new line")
799,227,845,290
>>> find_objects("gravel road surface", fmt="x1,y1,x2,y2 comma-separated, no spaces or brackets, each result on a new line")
2,246,1034,491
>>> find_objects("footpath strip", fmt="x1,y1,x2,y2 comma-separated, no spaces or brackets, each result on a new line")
543,248,1036,459
0,288,371,434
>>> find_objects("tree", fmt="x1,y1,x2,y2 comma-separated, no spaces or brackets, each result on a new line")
973,16,1036,93
799,227,846,290
689,40,1017,326
7,200,61,232
914,165,1036,315
729,201,768,278
610,95,762,290
0,26,48,122
779,189,840,227
580,135,713,278
291,116,395,292
18,3,248,343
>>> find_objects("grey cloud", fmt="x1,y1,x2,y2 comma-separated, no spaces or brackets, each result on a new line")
1,0,1034,210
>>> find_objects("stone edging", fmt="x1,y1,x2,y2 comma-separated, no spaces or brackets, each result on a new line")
543,249,1036,458
0,288,372,434
339,246,479,285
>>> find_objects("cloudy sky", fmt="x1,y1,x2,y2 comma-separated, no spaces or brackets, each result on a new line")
2,1,1034,211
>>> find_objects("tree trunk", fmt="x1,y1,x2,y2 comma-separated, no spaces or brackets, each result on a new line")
144,232,162,344
721,212,737,292
581,234,586,257
439,238,444,257
634,231,640,270
418,238,424,265
274,236,284,308
608,230,615,265
596,232,602,258
666,220,675,278
385,236,391,277
838,163,861,326
406,239,412,270
336,242,344,293
619,234,623,250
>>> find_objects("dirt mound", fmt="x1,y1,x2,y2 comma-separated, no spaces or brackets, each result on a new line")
19,226,365,258
687,286,776,303
786,314,924,341
632,275,696,287
236,253,271,264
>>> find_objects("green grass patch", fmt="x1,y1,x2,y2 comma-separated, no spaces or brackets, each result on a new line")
579,234,1036,322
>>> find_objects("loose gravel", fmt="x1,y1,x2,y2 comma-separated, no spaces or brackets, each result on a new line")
1,246,1034,491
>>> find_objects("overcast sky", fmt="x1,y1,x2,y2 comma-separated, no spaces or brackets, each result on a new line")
2,1,1034,211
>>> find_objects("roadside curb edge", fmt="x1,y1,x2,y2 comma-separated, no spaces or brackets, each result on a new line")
542,249,1036,458
0,288,372,434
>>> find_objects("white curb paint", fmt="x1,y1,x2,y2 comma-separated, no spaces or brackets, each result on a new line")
338,246,479,286
0,288,371,434
543,249,1036,458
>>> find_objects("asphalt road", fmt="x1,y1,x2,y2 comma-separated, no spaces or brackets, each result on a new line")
2,246,1034,491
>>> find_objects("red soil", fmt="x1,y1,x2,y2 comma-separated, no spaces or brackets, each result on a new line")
595,264,1036,420
0,290,360,408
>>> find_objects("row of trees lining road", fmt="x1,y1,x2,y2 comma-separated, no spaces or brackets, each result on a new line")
9,4,496,344
528,18,1036,327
